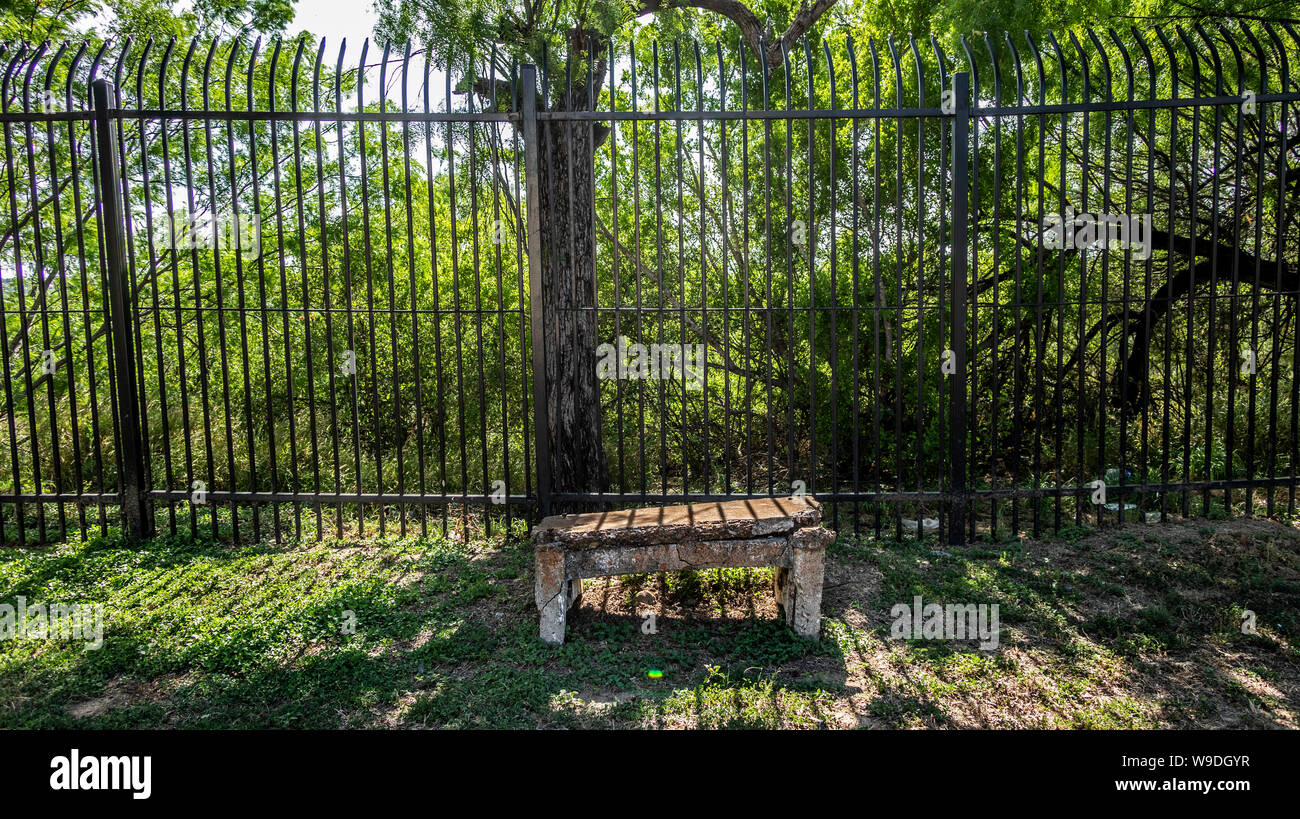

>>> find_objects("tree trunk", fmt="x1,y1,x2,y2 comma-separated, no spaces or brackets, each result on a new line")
537,112,608,503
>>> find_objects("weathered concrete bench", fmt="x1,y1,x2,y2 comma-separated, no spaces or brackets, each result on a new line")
532,496,834,645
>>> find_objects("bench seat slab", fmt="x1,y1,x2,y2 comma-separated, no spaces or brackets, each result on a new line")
533,496,823,549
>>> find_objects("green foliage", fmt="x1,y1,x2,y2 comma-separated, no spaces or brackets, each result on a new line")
4,2,1300,540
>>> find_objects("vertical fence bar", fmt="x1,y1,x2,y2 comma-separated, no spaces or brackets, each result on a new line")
5,33,1293,541
948,71,970,545
521,64,552,517
91,78,152,539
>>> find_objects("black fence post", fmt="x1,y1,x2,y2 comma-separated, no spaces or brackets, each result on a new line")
91,78,152,539
521,64,552,519
948,72,970,546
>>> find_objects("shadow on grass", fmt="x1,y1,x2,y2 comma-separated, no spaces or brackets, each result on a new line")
1,531,851,729
831,522,1299,728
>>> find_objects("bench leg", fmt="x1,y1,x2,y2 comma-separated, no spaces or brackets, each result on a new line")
567,577,583,607
534,544,567,645
788,528,830,640
773,567,792,617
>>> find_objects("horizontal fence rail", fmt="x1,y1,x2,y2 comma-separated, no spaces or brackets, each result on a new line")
0,23,1297,545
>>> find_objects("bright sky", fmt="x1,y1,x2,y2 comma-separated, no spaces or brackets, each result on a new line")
85,1,382,47
292,1,446,109
291,0,381,48
88,1,435,107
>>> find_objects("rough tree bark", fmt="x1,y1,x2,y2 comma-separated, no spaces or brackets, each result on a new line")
518,5,839,504
536,33,609,504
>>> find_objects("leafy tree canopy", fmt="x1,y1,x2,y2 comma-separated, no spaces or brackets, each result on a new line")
0,0,296,43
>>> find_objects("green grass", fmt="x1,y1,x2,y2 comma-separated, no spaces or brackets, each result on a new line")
1,515,1297,728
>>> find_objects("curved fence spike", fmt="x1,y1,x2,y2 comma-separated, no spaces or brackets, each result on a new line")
64,41,87,108
43,41,67,109
886,35,901,107
1195,22,1225,94
1004,32,1024,106
930,34,948,92
21,42,48,111
956,33,973,98
846,34,859,108
983,31,1001,107
3,43,29,114
909,34,925,107
1087,28,1113,102
134,37,152,109
110,36,129,98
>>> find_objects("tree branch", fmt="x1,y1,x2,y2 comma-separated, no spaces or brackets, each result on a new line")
635,0,837,68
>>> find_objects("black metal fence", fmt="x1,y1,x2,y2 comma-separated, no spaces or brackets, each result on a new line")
1,24,1298,546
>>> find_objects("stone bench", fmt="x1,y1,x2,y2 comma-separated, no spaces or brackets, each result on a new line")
531,496,834,645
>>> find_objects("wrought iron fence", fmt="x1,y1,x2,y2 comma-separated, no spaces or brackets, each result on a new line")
0,24,1298,546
